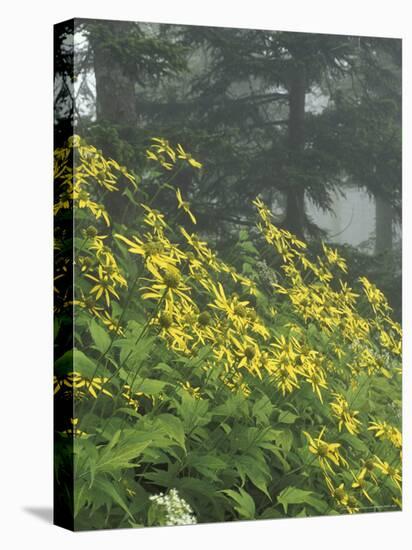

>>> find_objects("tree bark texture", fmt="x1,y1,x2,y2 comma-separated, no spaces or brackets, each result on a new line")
90,22,137,128
375,194,393,254
284,65,306,238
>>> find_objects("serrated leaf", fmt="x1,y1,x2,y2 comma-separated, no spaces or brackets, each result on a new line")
277,486,327,514
157,414,186,449
240,241,258,254
340,433,369,453
213,393,248,418
54,350,74,376
93,478,134,519
54,318,60,340
116,334,155,369
186,452,227,481
252,395,273,423
74,480,88,518
274,429,293,453
239,229,249,242
90,319,111,352
278,410,298,424
55,348,97,378
131,377,168,395
178,393,210,431
236,455,271,499
222,488,256,519
95,438,150,475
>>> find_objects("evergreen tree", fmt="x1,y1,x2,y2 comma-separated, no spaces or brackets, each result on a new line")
72,20,401,249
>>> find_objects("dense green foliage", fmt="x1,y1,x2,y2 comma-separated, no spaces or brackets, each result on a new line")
54,20,401,316
54,136,402,530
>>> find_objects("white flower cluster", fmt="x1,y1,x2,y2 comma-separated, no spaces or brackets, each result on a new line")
256,259,278,286
149,488,197,526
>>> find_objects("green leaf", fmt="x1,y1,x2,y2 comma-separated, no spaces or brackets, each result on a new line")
153,362,177,377
54,350,74,376
186,452,227,481
239,229,249,242
252,395,273,423
340,433,369,453
123,186,140,206
115,333,155,370
95,438,150,475
178,393,210,431
176,477,219,501
346,374,371,408
116,407,140,418
54,318,60,340
239,241,258,254
106,429,122,451
274,429,293,453
222,488,256,519
74,480,88,518
236,455,271,499
242,262,255,275
278,410,298,424
55,348,97,378
213,393,248,418
130,377,168,395
183,345,212,368
157,414,186,449
93,478,134,519
277,486,327,514
259,507,284,520
90,319,111,352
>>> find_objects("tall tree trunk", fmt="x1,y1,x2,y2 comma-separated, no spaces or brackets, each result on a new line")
284,65,306,238
88,21,138,220
375,194,393,254
90,22,137,129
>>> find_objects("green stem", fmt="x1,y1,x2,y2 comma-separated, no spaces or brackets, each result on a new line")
84,265,143,398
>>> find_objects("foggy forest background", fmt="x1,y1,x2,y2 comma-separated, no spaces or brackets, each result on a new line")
54,19,402,317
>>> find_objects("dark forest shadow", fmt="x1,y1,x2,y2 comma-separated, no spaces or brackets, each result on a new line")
23,506,53,524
